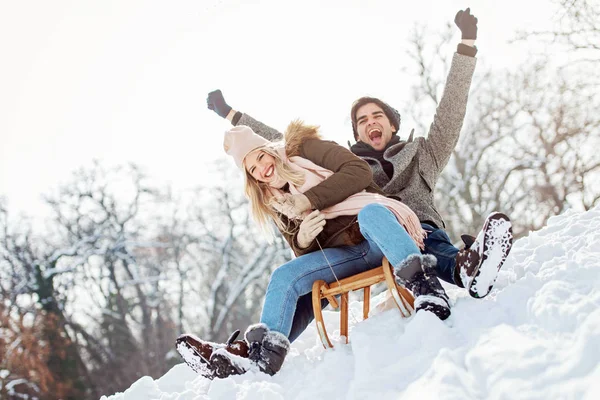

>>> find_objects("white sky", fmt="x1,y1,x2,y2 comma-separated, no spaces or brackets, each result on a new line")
0,0,557,220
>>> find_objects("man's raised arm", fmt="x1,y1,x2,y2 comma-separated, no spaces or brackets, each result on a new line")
424,8,478,177
207,90,283,141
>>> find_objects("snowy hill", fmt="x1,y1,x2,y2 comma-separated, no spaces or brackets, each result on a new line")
102,207,600,400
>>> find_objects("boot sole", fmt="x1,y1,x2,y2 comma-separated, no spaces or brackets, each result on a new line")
468,212,513,298
176,338,213,377
176,333,250,375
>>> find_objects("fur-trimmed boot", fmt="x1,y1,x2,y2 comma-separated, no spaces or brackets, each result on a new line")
395,254,451,320
175,330,249,378
455,212,513,298
209,323,290,379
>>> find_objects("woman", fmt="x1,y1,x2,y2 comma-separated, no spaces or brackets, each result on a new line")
176,121,450,379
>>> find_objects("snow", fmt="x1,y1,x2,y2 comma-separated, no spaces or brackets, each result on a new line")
101,206,600,400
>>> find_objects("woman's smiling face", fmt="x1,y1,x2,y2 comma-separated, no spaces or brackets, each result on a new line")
244,148,277,183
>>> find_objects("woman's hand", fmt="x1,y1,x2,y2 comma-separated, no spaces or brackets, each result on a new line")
275,194,312,220
297,210,326,249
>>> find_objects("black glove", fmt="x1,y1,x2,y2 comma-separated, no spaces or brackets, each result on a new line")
454,8,478,40
207,89,232,119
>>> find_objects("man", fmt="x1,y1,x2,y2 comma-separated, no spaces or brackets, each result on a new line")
206,9,512,313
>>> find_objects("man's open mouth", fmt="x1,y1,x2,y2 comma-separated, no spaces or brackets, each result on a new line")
369,128,383,141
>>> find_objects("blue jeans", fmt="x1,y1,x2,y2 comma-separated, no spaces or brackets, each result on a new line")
285,222,462,342
260,204,421,339
421,223,459,285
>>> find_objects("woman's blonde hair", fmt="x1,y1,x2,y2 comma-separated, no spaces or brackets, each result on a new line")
243,143,305,238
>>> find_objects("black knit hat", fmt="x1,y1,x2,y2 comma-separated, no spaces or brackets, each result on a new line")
350,97,401,140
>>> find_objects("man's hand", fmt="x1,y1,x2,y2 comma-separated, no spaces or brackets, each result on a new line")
297,210,326,249
207,89,232,118
454,8,478,40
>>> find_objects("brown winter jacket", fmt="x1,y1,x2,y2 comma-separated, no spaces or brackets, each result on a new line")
274,122,385,257
233,48,477,230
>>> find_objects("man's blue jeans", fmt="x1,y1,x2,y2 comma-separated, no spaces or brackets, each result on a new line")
260,204,421,339
421,223,459,285
285,222,461,342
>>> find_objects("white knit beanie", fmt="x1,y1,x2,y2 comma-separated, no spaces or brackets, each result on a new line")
223,125,270,170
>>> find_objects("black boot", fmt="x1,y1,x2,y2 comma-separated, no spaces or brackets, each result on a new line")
210,323,290,379
394,254,451,320
453,234,476,288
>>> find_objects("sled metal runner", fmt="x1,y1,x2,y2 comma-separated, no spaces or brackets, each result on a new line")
312,257,415,348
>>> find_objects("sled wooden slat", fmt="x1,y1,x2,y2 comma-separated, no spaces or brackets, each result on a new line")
312,279,333,348
319,268,386,297
363,286,370,320
312,257,415,349
340,293,349,341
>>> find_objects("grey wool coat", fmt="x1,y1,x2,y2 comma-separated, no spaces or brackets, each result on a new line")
233,52,476,229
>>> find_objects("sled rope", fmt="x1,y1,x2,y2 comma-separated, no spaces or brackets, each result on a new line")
315,238,360,326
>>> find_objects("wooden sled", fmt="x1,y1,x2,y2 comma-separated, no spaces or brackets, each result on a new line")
312,257,415,348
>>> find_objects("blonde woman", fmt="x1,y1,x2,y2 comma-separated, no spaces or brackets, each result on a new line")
176,122,450,379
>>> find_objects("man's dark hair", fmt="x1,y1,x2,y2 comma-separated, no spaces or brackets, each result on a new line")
350,97,401,140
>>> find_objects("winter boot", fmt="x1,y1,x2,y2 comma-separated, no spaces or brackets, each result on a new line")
455,212,513,298
394,254,451,320
453,234,475,288
175,330,249,378
210,323,290,379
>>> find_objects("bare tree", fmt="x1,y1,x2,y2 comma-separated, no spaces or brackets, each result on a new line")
41,162,180,395
1,160,293,398
518,0,600,56
0,198,91,399
0,304,59,400
1,163,176,398
516,0,600,88
0,200,60,400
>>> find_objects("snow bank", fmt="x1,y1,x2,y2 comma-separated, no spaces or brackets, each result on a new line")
102,207,600,400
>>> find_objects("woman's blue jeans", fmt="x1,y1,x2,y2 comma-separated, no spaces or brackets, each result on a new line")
260,204,421,339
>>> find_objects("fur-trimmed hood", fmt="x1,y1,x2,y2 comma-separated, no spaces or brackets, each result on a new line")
284,120,322,158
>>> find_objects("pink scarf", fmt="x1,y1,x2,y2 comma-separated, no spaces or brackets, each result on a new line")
269,150,426,249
